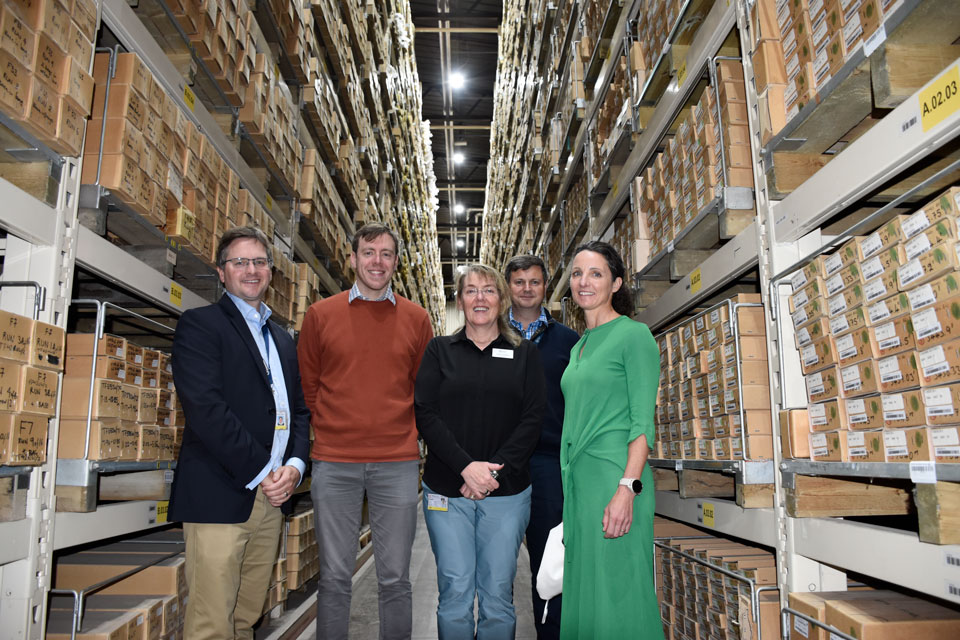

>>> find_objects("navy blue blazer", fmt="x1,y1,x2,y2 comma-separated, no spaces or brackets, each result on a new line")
168,295,311,523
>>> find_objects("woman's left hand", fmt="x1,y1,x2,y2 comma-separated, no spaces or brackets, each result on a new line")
602,487,635,538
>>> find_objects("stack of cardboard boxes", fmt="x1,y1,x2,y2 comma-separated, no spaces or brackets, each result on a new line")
59,333,180,463
284,508,318,592
631,60,755,271
0,0,96,156
654,294,773,461
750,0,889,145
788,589,960,638
793,186,960,463
0,310,64,466
656,531,780,640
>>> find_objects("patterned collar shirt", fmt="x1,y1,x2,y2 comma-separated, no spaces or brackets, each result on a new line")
348,283,397,305
509,306,549,343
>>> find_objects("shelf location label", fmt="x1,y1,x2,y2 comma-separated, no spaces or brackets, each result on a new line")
909,460,937,484
677,60,687,87
155,500,169,524
919,64,959,132
700,501,715,528
183,85,196,112
690,268,703,295
266,193,274,211
170,282,183,307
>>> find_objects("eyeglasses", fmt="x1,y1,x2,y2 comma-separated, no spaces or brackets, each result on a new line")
462,287,498,298
222,257,273,269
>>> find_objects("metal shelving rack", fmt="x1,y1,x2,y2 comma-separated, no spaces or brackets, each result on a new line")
491,0,960,635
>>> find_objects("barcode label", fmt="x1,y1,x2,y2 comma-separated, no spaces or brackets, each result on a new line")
905,233,933,261
948,582,960,598
945,552,960,569
860,233,883,259
868,300,892,324
794,616,810,638
791,271,808,292
909,284,937,310
830,314,851,334
825,273,845,296
797,326,813,347
863,278,888,302
910,461,937,484
898,259,925,288
914,308,943,340
862,255,885,280
836,334,858,360
902,209,931,238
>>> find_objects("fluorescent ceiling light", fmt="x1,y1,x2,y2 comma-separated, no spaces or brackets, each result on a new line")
453,152,465,164
450,72,465,89
456,239,465,248
454,203,465,214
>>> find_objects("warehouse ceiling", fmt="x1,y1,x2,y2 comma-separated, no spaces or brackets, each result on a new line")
411,0,502,297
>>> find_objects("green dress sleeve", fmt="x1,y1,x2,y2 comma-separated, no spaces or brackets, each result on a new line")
623,322,661,447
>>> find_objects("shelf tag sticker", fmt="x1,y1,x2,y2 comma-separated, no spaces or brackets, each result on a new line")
701,501,715,528
170,282,183,307
690,268,703,295
946,551,960,570
265,193,274,211
947,580,960,602
675,459,682,471
910,460,937,484
919,64,960,132
183,85,196,112
163,470,174,483
156,500,169,524
677,60,687,87
166,248,177,266
863,24,887,57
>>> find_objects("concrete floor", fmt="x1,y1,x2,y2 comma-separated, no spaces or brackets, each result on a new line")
297,504,537,639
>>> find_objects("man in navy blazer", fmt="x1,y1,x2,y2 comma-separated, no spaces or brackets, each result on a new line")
169,226,310,639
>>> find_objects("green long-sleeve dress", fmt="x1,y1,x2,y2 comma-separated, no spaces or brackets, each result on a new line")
559,315,663,639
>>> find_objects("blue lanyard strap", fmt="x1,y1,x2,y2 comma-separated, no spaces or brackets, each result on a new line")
261,323,273,384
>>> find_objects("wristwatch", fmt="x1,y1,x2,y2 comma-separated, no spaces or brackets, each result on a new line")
619,477,643,495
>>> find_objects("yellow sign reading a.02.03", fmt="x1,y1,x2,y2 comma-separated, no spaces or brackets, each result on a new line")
156,500,169,524
170,282,183,307
183,85,196,112
690,267,703,295
919,64,960,132
701,501,715,528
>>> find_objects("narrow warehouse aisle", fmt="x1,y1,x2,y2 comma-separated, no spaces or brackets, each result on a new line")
296,504,538,639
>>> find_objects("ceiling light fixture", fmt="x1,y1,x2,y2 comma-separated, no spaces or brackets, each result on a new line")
449,72,466,89
454,203,465,214
453,152,465,164
456,239,465,248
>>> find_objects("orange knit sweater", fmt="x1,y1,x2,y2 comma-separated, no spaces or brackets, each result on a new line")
297,291,433,462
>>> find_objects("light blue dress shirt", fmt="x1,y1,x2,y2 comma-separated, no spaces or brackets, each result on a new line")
224,292,305,490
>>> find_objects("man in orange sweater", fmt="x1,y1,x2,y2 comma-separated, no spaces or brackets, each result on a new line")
297,223,434,639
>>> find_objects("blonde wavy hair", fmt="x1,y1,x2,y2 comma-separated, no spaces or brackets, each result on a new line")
454,264,521,346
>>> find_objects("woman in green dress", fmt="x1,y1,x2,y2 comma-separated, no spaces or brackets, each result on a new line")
559,241,663,639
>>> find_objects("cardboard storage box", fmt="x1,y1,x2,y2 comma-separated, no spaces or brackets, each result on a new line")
65,355,126,382
845,429,885,462
60,377,122,419
66,333,125,358
58,418,120,460
29,319,64,370
825,590,960,638
808,399,843,432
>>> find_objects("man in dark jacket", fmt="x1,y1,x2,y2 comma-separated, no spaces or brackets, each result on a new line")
169,226,310,639
504,255,579,639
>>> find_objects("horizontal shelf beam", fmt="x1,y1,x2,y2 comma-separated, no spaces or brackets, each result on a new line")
794,517,960,605
54,501,169,550
654,490,777,547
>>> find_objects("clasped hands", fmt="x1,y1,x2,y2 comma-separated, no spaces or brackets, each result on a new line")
459,461,503,501
261,465,300,507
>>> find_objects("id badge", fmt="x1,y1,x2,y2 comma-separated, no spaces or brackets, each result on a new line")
426,493,448,511
275,411,288,431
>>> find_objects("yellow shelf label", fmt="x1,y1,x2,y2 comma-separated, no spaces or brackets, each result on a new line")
701,501,715,528
183,85,196,112
170,282,183,307
690,267,703,295
920,64,960,132
677,60,687,87
265,193,274,211
156,500,169,523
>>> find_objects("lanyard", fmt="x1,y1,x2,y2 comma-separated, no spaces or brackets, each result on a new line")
261,323,273,384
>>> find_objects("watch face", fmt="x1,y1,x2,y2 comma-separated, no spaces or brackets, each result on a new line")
632,479,643,494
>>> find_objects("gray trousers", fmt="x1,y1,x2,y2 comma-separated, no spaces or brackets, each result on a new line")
311,460,420,639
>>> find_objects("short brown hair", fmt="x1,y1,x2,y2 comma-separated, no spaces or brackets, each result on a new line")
352,223,400,254
504,254,547,282
216,226,271,267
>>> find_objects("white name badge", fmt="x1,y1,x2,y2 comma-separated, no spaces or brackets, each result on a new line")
427,493,448,511
275,412,288,431
492,348,514,359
